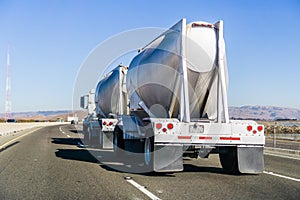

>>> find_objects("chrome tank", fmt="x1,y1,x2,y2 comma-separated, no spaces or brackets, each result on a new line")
95,66,126,118
126,21,228,120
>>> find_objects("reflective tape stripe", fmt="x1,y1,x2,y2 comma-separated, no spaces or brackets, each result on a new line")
220,137,240,141
178,136,192,139
199,136,212,140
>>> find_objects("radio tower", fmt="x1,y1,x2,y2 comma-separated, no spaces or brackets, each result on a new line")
5,46,12,121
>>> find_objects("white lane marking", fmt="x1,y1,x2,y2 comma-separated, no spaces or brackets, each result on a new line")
0,127,42,150
264,171,300,182
77,142,85,147
264,152,300,161
66,135,71,138
101,162,124,166
125,177,161,200
59,126,66,134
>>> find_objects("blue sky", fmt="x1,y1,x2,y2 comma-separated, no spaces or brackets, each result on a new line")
0,0,299,112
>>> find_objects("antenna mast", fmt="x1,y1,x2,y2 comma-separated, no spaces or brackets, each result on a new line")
5,46,12,121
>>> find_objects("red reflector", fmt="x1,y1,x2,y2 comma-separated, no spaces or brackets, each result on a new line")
178,136,192,139
109,121,113,126
162,128,167,132
257,126,263,132
199,136,212,140
247,125,253,131
253,130,257,134
156,123,162,129
167,123,173,129
103,121,107,125
220,137,240,141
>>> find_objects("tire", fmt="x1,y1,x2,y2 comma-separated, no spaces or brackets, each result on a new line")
219,147,240,174
84,125,91,145
83,125,88,141
113,126,124,158
144,136,154,172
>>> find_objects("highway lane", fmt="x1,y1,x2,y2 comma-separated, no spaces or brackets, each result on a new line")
0,125,147,199
0,125,299,200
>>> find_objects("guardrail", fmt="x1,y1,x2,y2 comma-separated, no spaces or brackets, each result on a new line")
0,122,68,136
264,147,300,158
265,134,300,141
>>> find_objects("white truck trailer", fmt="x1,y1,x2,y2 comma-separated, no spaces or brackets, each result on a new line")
81,65,128,148
82,19,265,174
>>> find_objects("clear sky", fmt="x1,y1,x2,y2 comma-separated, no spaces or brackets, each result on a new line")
0,0,300,113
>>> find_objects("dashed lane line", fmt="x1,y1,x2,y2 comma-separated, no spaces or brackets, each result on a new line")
59,126,66,134
125,177,161,200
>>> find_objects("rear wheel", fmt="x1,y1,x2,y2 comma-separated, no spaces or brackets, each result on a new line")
219,147,240,174
84,126,92,145
113,126,124,158
144,136,154,171
83,125,88,141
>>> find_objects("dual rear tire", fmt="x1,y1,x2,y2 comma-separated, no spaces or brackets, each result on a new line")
219,147,240,174
144,137,154,170
113,126,124,158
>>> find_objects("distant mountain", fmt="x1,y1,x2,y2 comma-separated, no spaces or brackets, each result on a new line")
1,106,299,121
0,110,87,121
229,106,300,120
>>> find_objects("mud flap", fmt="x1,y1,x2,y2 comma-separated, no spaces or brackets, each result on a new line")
237,146,264,173
101,132,113,149
153,144,184,172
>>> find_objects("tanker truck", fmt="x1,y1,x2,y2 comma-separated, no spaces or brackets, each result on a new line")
82,18,265,174
80,65,128,148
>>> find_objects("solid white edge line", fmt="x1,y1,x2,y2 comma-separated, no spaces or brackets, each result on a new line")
264,152,300,161
126,178,161,200
67,135,71,138
263,171,300,182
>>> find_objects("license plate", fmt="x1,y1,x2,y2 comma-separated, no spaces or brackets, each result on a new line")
189,124,204,133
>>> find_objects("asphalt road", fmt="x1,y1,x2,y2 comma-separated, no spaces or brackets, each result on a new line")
0,125,299,200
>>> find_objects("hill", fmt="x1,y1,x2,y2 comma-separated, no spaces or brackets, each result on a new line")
1,106,300,121
229,106,300,120
0,110,87,122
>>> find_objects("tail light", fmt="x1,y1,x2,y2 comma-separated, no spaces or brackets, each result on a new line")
247,125,253,131
257,126,263,132
162,128,167,132
156,123,162,129
192,23,213,28
103,121,107,125
109,121,113,126
167,123,173,129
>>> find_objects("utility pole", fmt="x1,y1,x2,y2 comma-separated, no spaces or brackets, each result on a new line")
273,122,277,148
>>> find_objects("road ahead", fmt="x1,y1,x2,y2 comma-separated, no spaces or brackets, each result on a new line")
0,125,299,199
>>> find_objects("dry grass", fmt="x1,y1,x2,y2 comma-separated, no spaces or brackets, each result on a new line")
258,120,300,134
